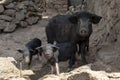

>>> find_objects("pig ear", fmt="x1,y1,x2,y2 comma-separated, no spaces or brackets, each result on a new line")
69,15,78,24
51,45,59,52
17,49,24,54
36,46,43,52
91,14,102,24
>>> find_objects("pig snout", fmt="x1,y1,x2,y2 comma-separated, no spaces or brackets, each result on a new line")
44,50,53,59
79,28,88,36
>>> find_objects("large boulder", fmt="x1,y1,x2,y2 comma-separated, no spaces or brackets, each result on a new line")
0,57,34,80
0,57,27,80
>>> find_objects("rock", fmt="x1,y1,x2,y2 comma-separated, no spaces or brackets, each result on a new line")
90,71,109,80
40,65,113,80
0,5,4,13
21,1,30,6
107,73,120,79
26,12,38,18
0,20,5,29
0,15,12,21
0,0,13,5
0,57,28,80
40,75,60,80
28,6,35,11
0,20,9,32
0,57,18,73
20,21,28,28
34,0,40,4
12,19,20,24
16,3,26,9
0,15,13,21
68,72,90,80
5,3,15,9
26,17,39,25
46,0,68,12
29,1,40,11
15,12,25,21
4,9,16,17
4,23,17,33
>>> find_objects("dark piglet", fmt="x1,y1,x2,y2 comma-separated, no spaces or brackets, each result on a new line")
17,38,42,67
37,42,77,75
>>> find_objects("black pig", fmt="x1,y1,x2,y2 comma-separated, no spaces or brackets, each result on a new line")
46,11,102,64
17,38,42,67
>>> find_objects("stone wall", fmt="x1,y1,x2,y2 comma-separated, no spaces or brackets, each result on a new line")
46,0,68,13
0,0,44,33
69,0,83,6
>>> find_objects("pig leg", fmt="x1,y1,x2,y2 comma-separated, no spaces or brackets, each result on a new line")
54,51,60,75
37,53,42,62
50,65,56,74
81,43,88,65
67,55,76,71
86,39,89,52
55,62,60,75
27,54,33,69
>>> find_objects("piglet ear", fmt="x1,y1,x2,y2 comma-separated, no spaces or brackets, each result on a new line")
36,46,43,52
91,14,102,24
17,49,23,53
52,45,59,52
69,15,78,24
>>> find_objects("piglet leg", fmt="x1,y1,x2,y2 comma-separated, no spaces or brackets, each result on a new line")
50,65,55,74
55,62,60,75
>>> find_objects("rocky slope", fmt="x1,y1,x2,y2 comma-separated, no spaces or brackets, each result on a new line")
86,0,120,72
87,0,120,46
